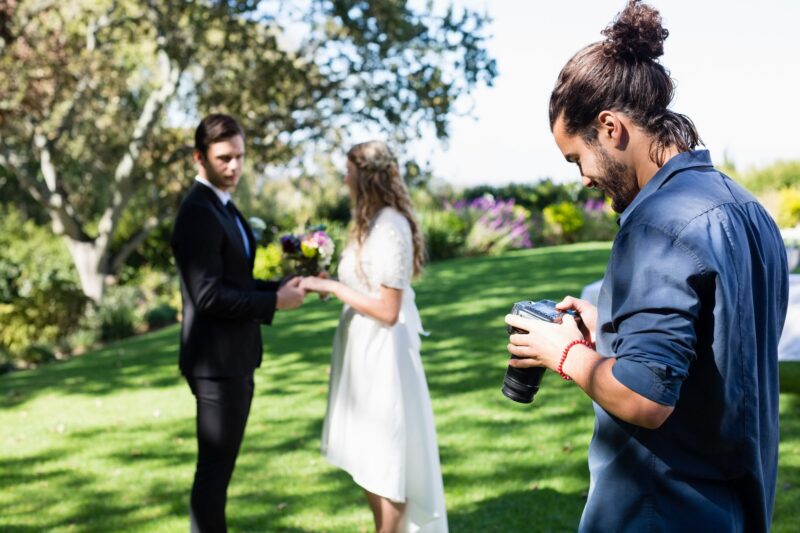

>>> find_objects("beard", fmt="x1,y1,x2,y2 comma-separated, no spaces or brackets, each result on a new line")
593,145,639,213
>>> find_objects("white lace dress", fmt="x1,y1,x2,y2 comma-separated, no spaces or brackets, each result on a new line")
321,207,448,532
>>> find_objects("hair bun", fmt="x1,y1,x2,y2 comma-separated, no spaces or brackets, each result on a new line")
601,0,668,62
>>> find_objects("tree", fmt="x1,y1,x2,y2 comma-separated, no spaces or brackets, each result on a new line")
0,0,496,301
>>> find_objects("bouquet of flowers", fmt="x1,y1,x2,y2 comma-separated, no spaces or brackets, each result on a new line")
280,224,335,276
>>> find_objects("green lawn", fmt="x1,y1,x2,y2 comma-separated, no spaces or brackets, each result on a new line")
2,242,799,532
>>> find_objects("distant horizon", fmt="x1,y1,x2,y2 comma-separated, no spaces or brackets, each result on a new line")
400,0,800,187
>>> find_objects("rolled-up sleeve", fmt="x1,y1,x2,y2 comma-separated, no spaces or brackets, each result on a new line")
608,223,705,406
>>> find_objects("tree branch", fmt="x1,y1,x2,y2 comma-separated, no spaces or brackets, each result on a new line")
108,212,169,274
51,1,125,143
1,137,89,240
95,48,183,251
162,145,193,168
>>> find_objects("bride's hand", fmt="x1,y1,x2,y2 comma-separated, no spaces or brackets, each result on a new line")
301,275,336,296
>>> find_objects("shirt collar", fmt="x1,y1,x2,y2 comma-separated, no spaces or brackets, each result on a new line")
195,175,231,205
618,149,714,227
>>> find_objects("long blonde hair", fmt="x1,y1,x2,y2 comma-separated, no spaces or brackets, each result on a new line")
347,141,425,277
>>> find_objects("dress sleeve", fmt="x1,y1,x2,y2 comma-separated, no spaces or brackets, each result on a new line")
372,214,411,290
607,223,707,407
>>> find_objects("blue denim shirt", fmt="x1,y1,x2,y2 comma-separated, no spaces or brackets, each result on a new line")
580,151,788,533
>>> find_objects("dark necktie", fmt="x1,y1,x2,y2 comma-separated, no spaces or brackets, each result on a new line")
225,200,238,221
225,201,250,257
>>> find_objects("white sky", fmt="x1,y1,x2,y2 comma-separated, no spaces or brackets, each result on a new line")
411,0,800,186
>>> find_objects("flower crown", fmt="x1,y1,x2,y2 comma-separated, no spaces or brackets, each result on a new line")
360,150,396,173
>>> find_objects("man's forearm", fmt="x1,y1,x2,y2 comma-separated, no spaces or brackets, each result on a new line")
563,345,674,429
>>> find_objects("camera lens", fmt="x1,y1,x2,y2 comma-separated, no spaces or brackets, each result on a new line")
503,313,548,404
502,359,546,403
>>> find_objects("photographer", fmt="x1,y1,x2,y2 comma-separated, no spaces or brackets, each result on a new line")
506,2,788,532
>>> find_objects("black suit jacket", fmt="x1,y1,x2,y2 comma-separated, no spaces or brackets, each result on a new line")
171,182,279,377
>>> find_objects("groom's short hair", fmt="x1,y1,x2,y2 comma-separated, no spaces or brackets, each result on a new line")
195,114,245,157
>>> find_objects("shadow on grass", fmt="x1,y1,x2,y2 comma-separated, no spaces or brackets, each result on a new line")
0,423,193,531
0,327,183,407
5,242,800,530
2,243,611,531
0,244,611,407
449,487,586,532
780,361,800,394
775,364,800,532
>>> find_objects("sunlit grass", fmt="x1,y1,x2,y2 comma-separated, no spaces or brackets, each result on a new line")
2,242,798,531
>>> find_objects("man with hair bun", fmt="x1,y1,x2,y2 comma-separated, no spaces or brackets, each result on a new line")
505,1,787,531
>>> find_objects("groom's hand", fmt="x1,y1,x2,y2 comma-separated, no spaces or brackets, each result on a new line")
276,276,305,310
278,274,298,288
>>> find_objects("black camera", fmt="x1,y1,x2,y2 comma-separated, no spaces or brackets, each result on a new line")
503,299,572,404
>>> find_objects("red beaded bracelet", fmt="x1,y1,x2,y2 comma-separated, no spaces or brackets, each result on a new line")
558,339,593,381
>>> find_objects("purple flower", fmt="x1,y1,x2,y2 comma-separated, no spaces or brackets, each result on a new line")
280,234,301,254
584,198,606,213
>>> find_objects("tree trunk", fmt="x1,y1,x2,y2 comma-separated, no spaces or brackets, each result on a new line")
14,43,184,303
64,238,108,303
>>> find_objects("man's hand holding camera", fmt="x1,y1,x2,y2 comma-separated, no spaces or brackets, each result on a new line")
504,296,598,374
505,313,580,372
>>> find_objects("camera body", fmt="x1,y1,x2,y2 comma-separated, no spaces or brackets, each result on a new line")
506,299,569,333
503,299,573,404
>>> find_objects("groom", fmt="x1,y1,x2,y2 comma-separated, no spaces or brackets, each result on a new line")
171,113,305,532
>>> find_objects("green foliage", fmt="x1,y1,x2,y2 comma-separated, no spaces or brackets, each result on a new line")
542,202,585,244
741,161,800,194
778,188,800,228
462,179,595,213
0,209,88,362
126,265,180,312
63,320,101,355
578,209,619,242
17,344,55,366
0,348,11,373
249,163,351,239
0,0,495,300
144,304,178,331
116,218,176,275
420,209,468,261
253,243,285,280
95,286,142,342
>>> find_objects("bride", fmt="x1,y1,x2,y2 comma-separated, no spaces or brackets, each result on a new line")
301,141,448,532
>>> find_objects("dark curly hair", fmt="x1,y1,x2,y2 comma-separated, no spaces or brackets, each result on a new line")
549,0,702,165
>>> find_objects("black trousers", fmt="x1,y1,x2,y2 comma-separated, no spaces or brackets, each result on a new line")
186,374,254,533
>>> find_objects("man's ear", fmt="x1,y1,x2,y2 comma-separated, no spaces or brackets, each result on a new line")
193,149,205,165
596,110,626,150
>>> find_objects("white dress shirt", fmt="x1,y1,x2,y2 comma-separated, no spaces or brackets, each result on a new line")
195,176,251,257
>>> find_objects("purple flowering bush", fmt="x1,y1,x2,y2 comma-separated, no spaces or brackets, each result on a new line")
419,191,616,260
542,197,617,244
450,194,533,256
